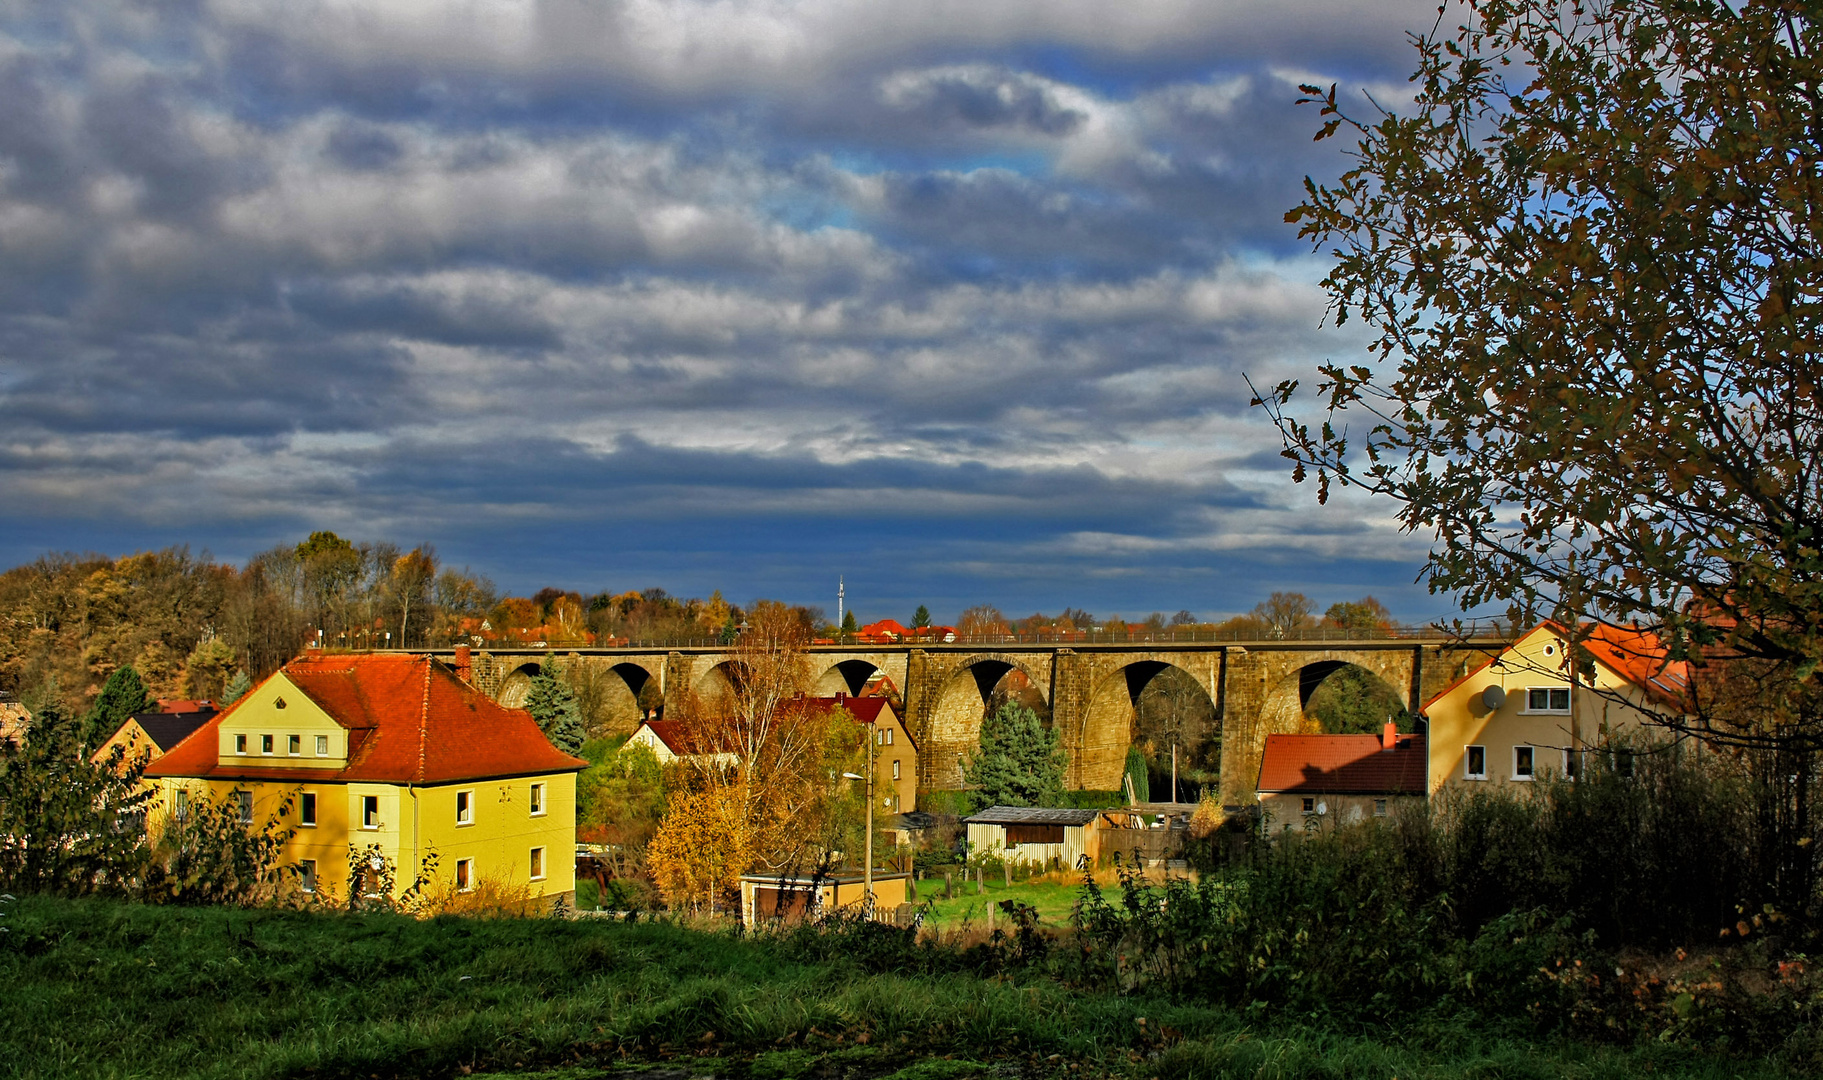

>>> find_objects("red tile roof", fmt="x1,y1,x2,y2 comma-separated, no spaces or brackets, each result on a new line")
1256,733,1427,795
145,653,587,785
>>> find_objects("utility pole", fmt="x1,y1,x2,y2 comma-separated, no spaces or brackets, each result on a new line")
843,745,875,913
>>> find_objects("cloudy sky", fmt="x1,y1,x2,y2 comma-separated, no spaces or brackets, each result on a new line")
0,0,1456,624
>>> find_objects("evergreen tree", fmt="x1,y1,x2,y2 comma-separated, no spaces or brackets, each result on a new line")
525,661,586,755
1123,744,1150,804
912,605,931,629
840,609,858,634
962,703,1066,810
222,670,252,705
81,665,151,750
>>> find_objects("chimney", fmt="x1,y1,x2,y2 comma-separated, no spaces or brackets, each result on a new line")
453,644,472,683
1382,720,1398,751
836,690,847,702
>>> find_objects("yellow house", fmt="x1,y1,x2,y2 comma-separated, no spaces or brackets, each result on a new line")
144,652,588,908
1421,622,1691,795
93,708,217,769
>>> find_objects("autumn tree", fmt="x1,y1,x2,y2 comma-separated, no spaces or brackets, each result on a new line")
646,786,752,913
388,546,438,649
1250,592,1315,639
958,605,1010,639
1269,0,1823,753
1325,596,1393,633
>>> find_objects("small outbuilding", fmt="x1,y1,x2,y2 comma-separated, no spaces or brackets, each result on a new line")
1255,721,1427,830
964,806,1103,868
739,870,912,927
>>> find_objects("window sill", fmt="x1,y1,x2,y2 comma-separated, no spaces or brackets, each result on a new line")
529,811,547,818
1464,775,1488,782
1511,775,1534,782
1519,710,1571,716
455,820,475,828
299,822,317,829
530,875,547,883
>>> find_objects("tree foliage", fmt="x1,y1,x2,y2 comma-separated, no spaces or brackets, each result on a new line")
1270,0,1823,750
964,703,1066,809
646,786,754,913
81,664,150,751
525,661,586,756
0,701,154,896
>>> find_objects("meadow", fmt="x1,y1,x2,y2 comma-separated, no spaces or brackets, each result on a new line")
0,892,1810,1080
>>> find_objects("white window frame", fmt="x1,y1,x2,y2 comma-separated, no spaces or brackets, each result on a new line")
234,790,253,824
299,791,317,827
455,858,474,892
529,846,546,881
528,782,545,817
1512,744,1536,781
174,789,190,821
1373,798,1388,817
361,794,380,830
315,735,329,755
299,859,317,894
1524,686,1571,714
891,759,901,781
456,789,474,826
1464,745,1488,780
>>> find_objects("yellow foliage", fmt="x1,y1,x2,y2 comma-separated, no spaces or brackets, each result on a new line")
647,786,753,913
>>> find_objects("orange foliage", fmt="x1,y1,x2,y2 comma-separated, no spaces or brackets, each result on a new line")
646,785,754,913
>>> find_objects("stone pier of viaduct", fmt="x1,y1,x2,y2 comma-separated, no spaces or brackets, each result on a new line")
432,638,1503,806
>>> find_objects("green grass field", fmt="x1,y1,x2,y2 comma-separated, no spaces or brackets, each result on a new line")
908,873,1082,932
0,893,1808,1080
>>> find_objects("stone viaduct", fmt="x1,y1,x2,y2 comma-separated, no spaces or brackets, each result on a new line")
431,637,1502,805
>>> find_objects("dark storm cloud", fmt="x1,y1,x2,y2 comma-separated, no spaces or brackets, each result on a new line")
0,0,1452,618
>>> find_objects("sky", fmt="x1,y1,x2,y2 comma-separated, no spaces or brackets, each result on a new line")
0,0,1459,625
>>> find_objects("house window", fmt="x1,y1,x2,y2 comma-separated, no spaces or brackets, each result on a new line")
299,859,317,894
1465,745,1488,780
174,789,189,822
361,795,379,829
891,760,901,781
529,846,545,880
1526,687,1571,712
1613,748,1636,778
234,790,253,824
1564,749,1582,778
315,735,329,755
288,734,301,756
1373,799,1387,817
234,734,247,755
1301,796,1315,813
261,734,274,755
456,790,474,825
529,783,545,816
300,792,317,827
1513,745,1536,781
455,858,474,892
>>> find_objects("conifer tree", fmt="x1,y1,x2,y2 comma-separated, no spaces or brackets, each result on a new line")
525,661,586,755
81,665,151,751
962,703,1066,810
840,609,858,634
0,699,155,895
222,670,252,705
912,605,931,629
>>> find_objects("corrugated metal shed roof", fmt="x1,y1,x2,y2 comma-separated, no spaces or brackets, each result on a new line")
964,805,1101,825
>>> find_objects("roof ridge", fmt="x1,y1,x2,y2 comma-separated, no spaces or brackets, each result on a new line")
417,655,431,784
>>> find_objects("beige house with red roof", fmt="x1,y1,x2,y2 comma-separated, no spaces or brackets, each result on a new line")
144,653,587,907
630,694,917,814
1420,622,1690,795
1256,723,1428,830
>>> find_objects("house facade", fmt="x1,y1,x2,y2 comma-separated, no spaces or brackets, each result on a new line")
1255,722,1427,830
143,653,587,907
1421,622,1690,795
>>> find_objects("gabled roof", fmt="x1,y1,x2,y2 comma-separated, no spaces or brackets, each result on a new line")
146,653,587,785
635,719,695,755
965,805,1101,826
1420,620,1690,713
1255,733,1427,795
129,710,217,753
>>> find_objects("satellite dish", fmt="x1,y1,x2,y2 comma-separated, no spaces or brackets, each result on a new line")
1315,801,1328,816
1481,685,1507,711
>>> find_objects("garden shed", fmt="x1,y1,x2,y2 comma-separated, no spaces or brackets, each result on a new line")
964,806,1103,868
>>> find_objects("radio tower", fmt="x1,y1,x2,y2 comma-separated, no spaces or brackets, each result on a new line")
837,575,845,630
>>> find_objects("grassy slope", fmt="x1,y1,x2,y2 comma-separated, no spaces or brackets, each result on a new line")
0,894,1800,1080
909,875,1080,931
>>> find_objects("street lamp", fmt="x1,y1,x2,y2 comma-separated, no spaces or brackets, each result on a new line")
842,756,874,908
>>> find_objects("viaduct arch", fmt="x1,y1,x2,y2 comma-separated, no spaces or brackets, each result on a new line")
444,638,1499,805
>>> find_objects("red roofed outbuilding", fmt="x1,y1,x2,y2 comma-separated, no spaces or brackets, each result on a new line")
1255,722,1427,829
